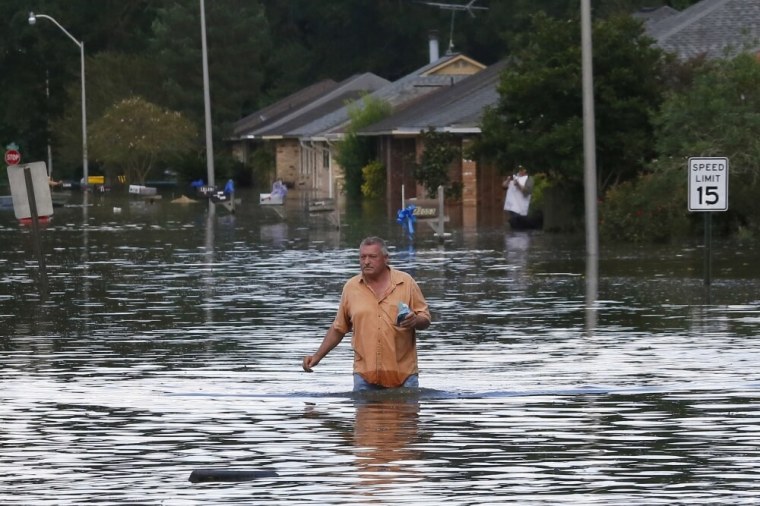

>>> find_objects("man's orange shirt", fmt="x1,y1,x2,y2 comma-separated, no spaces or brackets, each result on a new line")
332,267,430,388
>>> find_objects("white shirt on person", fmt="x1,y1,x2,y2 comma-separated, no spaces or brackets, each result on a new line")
504,174,531,216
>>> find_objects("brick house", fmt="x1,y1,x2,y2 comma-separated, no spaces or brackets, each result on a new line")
230,51,485,200
230,73,389,191
357,60,508,227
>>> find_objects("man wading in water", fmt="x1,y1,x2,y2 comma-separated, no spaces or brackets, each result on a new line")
302,236,431,391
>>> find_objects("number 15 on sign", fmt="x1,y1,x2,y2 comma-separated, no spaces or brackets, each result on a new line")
688,157,728,211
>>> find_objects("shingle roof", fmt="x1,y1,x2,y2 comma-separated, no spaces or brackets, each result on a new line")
245,72,390,139
644,0,760,60
231,79,338,138
296,54,484,140
358,59,508,136
633,6,679,25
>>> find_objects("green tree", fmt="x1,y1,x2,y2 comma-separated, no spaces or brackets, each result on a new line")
335,95,391,199
52,52,162,177
414,129,461,198
148,0,270,138
89,97,198,184
361,160,386,199
6,1,160,174
477,13,666,196
654,53,760,235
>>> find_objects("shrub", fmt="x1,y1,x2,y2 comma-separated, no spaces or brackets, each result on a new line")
414,129,460,198
361,160,385,199
600,167,692,243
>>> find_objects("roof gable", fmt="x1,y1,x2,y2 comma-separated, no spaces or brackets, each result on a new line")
422,54,486,76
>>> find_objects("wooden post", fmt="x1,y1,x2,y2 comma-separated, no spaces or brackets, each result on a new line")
23,167,48,298
436,185,445,241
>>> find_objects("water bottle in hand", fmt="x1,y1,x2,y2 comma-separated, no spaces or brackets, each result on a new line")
397,302,411,325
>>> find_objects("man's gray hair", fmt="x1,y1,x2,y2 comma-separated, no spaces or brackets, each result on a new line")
360,236,389,257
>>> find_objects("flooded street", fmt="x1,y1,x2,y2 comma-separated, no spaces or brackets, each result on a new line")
2,189,760,505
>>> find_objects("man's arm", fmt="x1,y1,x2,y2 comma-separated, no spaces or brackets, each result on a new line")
302,326,346,372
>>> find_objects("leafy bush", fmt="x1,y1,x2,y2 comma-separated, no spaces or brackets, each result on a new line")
654,53,760,237
600,167,692,243
414,129,460,198
249,145,276,187
335,95,391,199
361,160,385,199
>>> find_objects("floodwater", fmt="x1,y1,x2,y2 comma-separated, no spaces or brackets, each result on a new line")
2,189,760,505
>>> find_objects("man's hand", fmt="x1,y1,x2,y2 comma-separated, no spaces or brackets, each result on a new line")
302,355,319,372
399,313,430,330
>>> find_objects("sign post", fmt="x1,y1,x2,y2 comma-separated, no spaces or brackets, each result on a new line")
688,157,728,286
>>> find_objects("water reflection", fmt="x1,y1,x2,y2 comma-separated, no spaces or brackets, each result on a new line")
586,252,598,336
352,393,422,489
204,201,215,325
260,222,288,247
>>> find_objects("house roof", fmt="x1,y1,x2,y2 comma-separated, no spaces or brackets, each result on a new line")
642,0,760,60
633,6,680,25
290,53,486,140
231,79,338,138
246,72,390,139
256,72,391,139
357,59,508,136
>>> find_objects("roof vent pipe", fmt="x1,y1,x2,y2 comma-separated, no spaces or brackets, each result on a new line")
428,30,440,63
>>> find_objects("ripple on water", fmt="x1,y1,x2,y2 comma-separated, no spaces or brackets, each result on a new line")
3,195,760,503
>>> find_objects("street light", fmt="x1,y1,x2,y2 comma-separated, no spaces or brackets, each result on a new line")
28,12,88,187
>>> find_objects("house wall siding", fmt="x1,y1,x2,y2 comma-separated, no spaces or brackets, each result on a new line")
383,137,418,215
275,139,300,186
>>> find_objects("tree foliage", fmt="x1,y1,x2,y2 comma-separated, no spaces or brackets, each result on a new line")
655,54,760,175
148,0,270,137
361,160,386,199
335,95,391,199
478,13,666,196
600,54,760,242
655,53,760,234
52,52,161,176
414,129,461,199
89,97,197,184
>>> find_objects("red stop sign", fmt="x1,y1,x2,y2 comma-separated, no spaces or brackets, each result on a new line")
5,150,21,166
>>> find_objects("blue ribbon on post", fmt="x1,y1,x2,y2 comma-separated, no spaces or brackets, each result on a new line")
396,205,416,236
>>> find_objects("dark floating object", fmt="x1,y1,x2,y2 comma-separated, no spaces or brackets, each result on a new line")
189,468,278,483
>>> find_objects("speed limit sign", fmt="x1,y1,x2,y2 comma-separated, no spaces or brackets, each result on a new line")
688,157,728,211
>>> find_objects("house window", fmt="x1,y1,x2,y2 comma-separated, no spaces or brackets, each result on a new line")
323,149,330,169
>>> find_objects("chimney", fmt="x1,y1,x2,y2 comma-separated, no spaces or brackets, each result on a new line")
428,30,440,63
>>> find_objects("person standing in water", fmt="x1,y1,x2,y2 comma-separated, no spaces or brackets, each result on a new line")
302,236,431,391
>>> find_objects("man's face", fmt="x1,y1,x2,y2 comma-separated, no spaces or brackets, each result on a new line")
359,244,387,278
